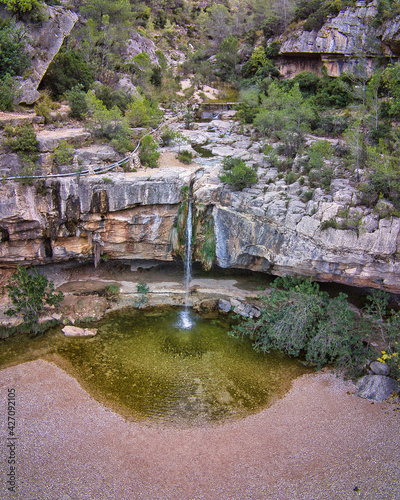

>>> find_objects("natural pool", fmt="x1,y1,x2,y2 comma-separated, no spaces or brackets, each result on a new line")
0,307,309,426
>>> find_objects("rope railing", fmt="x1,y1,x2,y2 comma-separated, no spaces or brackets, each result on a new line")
2,121,166,182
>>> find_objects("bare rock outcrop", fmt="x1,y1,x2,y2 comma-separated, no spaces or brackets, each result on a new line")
278,1,400,77
13,5,78,104
123,30,159,65
192,158,400,293
0,167,196,267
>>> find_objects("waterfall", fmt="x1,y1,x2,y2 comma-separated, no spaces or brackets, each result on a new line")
179,188,194,330
184,193,193,306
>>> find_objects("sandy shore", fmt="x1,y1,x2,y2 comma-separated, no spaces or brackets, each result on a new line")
1,360,399,500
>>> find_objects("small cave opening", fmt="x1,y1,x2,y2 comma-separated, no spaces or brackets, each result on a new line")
43,237,53,258
0,227,9,242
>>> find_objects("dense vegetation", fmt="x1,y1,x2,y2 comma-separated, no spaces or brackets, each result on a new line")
1,0,399,211
231,276,400,379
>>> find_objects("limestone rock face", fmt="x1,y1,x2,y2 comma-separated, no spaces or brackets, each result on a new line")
1,111,400,294
0,168,195,266
278,1,400,77
191,159,400,292
14,5,78,104
123,31,159,65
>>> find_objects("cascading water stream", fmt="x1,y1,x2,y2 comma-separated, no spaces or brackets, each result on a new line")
179,188,194,329
184,193,193,306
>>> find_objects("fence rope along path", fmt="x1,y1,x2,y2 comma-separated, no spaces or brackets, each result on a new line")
2,121,166,182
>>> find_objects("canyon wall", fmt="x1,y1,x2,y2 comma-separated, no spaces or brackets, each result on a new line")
0,168,193,267
1,163,399,293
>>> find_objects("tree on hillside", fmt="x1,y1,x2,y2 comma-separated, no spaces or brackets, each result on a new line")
216,34,239,81
79,0,131,28
0,0,43,20
40,49,94,99
201,3,233,48
255,82,315,154
0,21,30,79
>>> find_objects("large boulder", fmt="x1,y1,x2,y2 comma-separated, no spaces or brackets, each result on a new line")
356,375,399,402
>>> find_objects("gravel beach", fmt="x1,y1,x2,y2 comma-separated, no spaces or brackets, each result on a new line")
1,359,399,500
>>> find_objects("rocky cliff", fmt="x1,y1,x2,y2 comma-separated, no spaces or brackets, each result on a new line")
196,173,400,292
1,155,399,293
278,1,400,77
10,5,78,104
0,168,194,267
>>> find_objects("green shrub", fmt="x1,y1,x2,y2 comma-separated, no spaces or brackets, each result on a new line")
230,277,374,377
3,266,64,335
219,158,258,190
103,284,119,300
5,123,39,158
0,74,17,111
93,83,133,113
177,149,193,164
40,50,94,99
0,20,30,79
365,289,400,380
125,96,163,128
4,124,39,183
135,281,149,308
285,171,297,185
65,86,88,120
221,156,243,171
291,71,320,97
139,135,160,168
261,16,284,38
301,189,314,202
51,141,74,167
160,126,177,146
34,94,61,124
85,91,131,146
1,0,43,20
320,217,338,230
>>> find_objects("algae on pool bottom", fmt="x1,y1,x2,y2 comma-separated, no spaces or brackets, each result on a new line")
57,307,309,425
0,307,309,426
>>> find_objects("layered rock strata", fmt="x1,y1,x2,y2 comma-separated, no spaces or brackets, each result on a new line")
278,1,400,77
1,159,399,292
0,168,194,267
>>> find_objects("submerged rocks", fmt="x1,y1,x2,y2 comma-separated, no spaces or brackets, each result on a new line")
356,375,399,402
62,325,97,337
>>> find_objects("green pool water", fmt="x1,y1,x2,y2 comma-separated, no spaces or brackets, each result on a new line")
59,308,308,425
0,307,309,426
